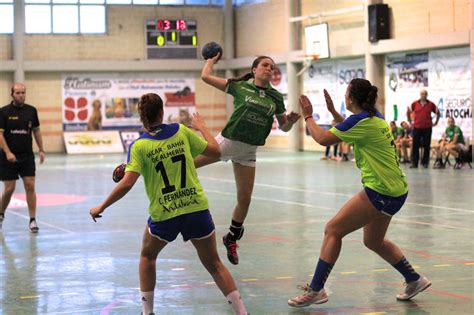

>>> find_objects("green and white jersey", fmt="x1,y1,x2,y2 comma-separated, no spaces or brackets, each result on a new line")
445,125,464,144
125,123,209,222
222,80,286,145
330,111,408,197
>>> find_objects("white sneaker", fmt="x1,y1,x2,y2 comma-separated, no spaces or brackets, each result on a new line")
288,284,328,307
397,276,431,301
29,219,39,233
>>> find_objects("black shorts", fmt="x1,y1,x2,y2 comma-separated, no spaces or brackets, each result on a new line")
0,152,36,180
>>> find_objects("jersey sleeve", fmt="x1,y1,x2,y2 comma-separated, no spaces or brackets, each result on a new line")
180,124,208,158
274,92,286,116
226,80,239,97
329,116,366,144
32,107,40,129
125,141,143,174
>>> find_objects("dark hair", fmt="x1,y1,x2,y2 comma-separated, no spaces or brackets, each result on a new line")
138,93,163,131
228,55,275,83
348,78,378,117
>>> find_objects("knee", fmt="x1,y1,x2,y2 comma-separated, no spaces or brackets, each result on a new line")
236,194,251,209
324,220,343,240
3,184,15,196
140,250,157,264
364,238,383,252
24,183,35,194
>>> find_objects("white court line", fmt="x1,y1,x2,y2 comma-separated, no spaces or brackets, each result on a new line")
206,188,472,231
392,218,473,231
7,210,75,234
202,176,474,213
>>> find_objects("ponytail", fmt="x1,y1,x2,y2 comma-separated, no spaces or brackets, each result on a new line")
138,93,163,131
348,78,378,117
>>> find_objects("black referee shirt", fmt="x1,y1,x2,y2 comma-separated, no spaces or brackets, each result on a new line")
0,102,40,155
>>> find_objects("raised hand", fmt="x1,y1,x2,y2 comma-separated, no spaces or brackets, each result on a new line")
190,112,207,131
299,95,314,117
324,89,336,113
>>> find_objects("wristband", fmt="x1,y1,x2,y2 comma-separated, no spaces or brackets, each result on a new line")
304,115,313,122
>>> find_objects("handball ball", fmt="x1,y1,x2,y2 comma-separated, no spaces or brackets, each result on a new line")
112,163,126,183
202,42,223,62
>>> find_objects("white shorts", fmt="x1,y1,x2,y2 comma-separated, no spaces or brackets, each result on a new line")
216,133,258,167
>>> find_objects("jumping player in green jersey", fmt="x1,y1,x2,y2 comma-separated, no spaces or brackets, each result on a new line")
89,93,248,315
288,79,431,308
198,54,301,265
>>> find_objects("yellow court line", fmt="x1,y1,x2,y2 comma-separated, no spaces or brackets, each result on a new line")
275,276,293,280
361,312,386,315
19,295,40,299
464,262,474,265
433,264,451,267
241,278,259,282
205,281,215,285
372,269,389,272
340,271,357,275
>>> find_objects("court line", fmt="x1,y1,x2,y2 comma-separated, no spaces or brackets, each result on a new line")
7,210,75,234
202,176,474,213
206,189,473,231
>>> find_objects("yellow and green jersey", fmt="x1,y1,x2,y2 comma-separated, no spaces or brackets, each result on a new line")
222,80,286,145
125,123,209,222
445,125,464,144
330,111,408,197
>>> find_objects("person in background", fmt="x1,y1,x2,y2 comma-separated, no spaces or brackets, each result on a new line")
407,90,440,168
0,83,45,232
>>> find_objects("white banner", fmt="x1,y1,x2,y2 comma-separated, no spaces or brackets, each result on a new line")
303,58,365,128
64,131,124,154
385,47,471,139
62,73,196,132
429,47,471,139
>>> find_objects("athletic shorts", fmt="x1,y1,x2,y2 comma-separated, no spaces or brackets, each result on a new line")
0,152,36,180
147,210,215,243
216,133,258,167
364,187,408,217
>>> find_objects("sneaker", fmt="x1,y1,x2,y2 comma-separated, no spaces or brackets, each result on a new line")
29,219,39,233
0,214,4,230
396,276,431,301
222,235,239,265
288,284,328,307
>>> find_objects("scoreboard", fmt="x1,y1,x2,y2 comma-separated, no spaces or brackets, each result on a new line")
146,19,198,59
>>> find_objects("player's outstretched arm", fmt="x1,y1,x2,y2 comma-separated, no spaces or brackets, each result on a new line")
277,111,301,132
190,112,220,158
300,95,341,146
89,171,140,222
201,53,227,92
324,89,344,123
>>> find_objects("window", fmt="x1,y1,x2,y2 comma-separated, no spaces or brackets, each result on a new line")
25,0,106,34
0,1,14,34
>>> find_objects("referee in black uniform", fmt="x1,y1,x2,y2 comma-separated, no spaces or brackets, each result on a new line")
0,83,45,232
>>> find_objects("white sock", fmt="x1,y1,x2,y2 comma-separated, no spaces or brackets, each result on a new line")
140,291,154,314
226,290,247,315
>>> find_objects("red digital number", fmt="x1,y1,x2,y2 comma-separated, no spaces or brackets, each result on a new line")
157,20,171,31
176,19,187,31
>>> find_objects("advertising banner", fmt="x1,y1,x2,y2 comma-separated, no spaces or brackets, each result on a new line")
64,131,124,154
62,73,196,132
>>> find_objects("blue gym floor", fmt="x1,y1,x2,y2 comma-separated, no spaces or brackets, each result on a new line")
0,150,473,314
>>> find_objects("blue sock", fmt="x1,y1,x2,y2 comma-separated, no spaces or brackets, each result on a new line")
392,256,420,282
309,259,334,291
